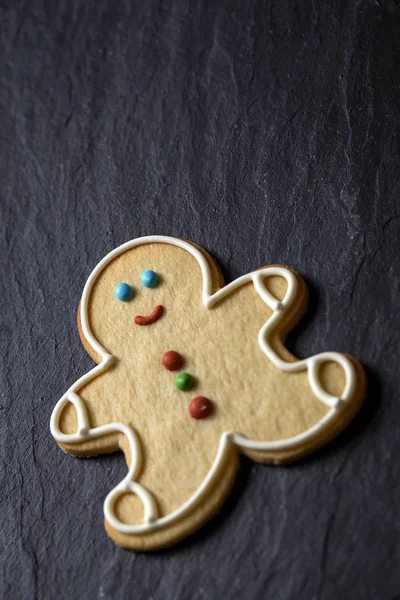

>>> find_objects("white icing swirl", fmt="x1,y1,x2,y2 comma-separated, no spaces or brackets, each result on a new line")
50,236,357,535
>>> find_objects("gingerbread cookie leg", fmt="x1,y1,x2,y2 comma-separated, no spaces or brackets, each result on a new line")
52,383,241,550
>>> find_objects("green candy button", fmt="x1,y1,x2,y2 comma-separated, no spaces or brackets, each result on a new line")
175,372,194,391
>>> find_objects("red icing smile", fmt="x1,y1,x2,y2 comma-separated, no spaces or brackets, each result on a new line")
134,305,164,326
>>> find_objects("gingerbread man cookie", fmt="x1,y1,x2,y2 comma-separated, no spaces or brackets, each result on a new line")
50,236,366,550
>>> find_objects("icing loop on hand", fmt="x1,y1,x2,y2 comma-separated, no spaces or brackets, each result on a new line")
252,268,356,410
50,236,358,535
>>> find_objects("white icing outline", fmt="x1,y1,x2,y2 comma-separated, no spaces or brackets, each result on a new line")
50,236,357,535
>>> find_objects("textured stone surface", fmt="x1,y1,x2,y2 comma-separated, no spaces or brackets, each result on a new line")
1,0,399,598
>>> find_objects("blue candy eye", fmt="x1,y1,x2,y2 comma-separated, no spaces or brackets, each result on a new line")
115,283,133,302
140,270,159,288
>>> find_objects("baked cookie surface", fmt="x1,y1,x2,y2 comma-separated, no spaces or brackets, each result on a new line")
50,236,365,550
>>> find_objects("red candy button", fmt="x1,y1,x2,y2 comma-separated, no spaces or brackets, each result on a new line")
162,350,183,371
189,397,213,419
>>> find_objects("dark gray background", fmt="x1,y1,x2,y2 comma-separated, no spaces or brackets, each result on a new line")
1,0,399,598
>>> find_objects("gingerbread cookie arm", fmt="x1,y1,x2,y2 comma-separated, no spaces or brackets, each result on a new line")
251,267,357,408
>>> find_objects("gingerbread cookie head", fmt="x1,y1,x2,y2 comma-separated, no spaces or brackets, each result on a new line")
79,239,223,364
51,236,366,550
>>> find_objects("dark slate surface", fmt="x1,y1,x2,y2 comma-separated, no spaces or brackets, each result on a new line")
1,0,399,598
